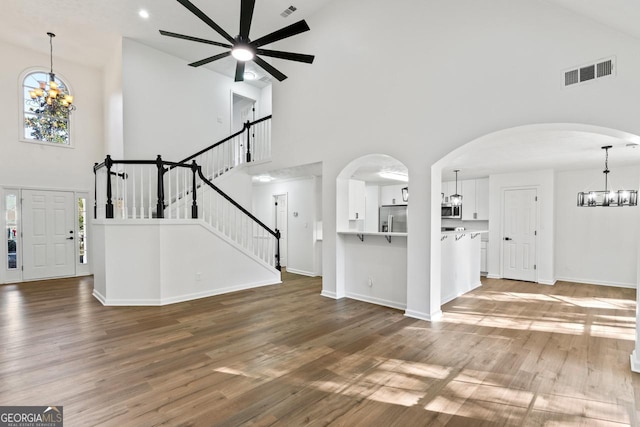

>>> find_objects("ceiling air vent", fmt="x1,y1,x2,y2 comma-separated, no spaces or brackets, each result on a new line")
564,57,615,88
280,5,297,18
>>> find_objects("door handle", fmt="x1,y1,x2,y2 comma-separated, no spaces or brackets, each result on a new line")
67,237,74,240
504,237,512,241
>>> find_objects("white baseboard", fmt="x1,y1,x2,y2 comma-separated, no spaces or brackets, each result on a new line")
405,309,442,322
345,292,406,311
555,276,636,289
285,267,318,277
321,289,337,299
93,279,281,306
538,279,556,286
441,281,483,305
631,350,640,373
486,274,502,279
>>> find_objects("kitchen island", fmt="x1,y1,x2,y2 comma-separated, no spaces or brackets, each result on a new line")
441,228,488,303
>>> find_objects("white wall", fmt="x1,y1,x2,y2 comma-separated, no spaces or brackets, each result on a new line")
343,234,407,310
92,220,280,305
0,39,104,190
251,177,322,276
555,165,640,287
251,0,640,318
0,39,104,283
488,170,555,284
103,39,124,158
121,39,264,162
365,184,379,232
259,85,272,117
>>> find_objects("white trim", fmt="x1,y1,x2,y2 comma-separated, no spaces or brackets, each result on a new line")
487,274,502,279
321,289,337,299
94,278,281,306
285,267,317,277
631,350,640,373
538,279,557,286
345,291,406,311
405,309,442,322
554,276,636,289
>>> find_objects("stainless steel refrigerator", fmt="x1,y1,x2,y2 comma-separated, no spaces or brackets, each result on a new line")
379,205,408,232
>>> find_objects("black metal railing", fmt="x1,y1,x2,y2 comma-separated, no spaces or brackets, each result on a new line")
93,154,280,270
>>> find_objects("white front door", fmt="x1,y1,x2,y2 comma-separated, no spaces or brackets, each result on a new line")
274,194,288,267
502,188,537,282
22,190,76,280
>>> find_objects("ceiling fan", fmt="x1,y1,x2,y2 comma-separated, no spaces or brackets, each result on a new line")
159,0,315,82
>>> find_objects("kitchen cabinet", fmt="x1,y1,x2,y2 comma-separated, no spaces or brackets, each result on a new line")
380,184,406,205
475,178,489,220
348,179,366,220
442,181,462,204
480,241,488,274
449,178,489,220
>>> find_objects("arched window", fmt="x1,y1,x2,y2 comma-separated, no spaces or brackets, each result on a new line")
22,71,73,145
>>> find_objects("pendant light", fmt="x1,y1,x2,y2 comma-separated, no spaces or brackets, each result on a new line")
27,33,76,115
450,170,462,206
577,145,637,207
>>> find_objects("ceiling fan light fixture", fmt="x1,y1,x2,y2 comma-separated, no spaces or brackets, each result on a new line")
231,45,254,61
243,71,256,80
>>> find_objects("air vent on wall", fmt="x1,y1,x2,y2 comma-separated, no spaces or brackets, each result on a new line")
564,57,615,87
280,5,297,18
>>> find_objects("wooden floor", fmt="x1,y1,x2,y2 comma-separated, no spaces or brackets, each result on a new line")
0,272,639,426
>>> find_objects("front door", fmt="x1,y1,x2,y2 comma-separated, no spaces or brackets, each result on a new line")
22,190,76,280
502,188,537,282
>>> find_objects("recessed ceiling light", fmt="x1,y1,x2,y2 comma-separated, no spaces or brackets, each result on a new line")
253,175,274,183
243,71,256,80
139,9,150,19
378,171,408,182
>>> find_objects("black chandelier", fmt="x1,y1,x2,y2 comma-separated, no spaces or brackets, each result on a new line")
27,32,76,116
577,145,637,207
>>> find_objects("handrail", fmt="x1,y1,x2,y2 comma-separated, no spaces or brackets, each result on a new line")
93,154,281,270
196,166,278,238
177,114,272,166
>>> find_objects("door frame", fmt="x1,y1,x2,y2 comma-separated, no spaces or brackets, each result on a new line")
230,91,257,134
1,186,92,284
500,185,539,282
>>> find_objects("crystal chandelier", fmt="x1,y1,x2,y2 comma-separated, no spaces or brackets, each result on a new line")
27,33,76,116
577,145,637,207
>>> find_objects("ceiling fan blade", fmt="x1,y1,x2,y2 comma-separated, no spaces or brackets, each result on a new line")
235,62,246,82
239,0,256,40
251,20,310,48
188,51,231,67
176,0,235,44
159,30,232,48
253,56,287,81
256,48,314,64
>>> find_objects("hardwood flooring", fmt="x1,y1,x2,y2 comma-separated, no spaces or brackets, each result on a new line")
0,272,638,426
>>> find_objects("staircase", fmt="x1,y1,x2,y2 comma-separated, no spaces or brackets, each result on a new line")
92,116,280,305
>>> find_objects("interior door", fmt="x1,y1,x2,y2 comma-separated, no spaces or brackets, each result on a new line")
274,194,287,267
502,188,537,282
22,190,76,280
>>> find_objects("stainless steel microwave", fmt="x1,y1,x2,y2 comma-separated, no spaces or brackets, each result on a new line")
441,204,461,219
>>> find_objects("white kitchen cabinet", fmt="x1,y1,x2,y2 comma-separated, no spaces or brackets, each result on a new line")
348,179,366,220
480,241,488,274
442,181,462,204
380,184,406,205
461,179,476,220
445,177,489,220
475,178,489,220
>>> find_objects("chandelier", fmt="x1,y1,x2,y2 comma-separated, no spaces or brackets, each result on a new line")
577,145,637,207
450,170,462,206
27,32,75,116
